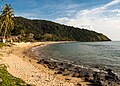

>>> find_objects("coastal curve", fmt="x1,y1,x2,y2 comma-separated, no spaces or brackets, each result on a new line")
0,42,90,86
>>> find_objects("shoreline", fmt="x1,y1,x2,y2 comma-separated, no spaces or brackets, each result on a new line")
25,41,91,85
0,42,90,86
31,42,120,86
0,42,119,86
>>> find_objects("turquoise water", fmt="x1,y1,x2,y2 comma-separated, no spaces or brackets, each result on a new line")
37,41,120,73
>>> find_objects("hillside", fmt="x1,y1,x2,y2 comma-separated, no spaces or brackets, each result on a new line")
11,17,111,42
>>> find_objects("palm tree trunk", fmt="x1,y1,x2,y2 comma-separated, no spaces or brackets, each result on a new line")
0,21,5,33
3,26,7,38
3,26,7,43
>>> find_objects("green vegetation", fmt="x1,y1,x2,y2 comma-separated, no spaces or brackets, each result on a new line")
0,42,7,47
0,4,14,38
10,17,111,42
0,4,110,42
0,64,30,86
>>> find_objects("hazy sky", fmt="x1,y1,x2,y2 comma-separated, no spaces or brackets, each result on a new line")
0,0,120,40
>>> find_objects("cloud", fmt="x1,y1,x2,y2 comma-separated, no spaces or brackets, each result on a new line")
54,0,120,40
104,0,120,7
13,0,86,20
112,9,120,13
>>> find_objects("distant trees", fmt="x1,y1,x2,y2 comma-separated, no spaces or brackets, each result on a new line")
12,17,111,42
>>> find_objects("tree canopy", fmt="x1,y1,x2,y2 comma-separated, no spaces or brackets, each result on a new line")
11,17,111,42
0,4,14,38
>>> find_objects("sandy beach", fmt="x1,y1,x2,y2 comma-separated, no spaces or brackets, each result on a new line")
0,42,90,86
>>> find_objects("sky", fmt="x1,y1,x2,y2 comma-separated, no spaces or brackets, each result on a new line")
0,0,120,40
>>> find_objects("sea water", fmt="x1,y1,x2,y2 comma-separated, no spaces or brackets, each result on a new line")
36,41,120,74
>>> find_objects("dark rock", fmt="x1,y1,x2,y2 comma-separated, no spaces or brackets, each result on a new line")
76,83,82,86
105,75,112,81
36,58,120,86
65,78,71,81
71,72,81,78
26,84,31,86
47,61,60,70
55,71,63,74
65,63,72,68
61,63,70,70
95,81,103,86
37,59,44,64
84,73,90,78
48,65,55,70
43,60,51,64
105,70,119,83
76,74,82,78
74,68,81,73
108,71,116,78
93,72,100,82
31,75,34,77
105,68,112,72
63,72,70,76
37,59,53,65
56,67,65,72
71,73,77,77
84,73,91,82
95,66,100,69
29,60,31,62
58,62,64,66
85,77,90,82
89,79,94,83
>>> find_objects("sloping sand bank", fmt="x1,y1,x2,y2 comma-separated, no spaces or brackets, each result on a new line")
0,42,89,86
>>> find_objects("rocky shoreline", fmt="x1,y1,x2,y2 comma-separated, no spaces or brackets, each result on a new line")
1,42,82,86
31,42,120,86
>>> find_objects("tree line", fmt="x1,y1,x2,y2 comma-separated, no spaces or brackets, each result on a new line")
11,17,111,42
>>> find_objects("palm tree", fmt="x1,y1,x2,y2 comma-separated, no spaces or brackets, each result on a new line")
0,4,14,42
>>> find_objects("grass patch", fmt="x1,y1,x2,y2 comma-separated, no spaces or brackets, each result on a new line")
0,43,7,48
0,64,31,86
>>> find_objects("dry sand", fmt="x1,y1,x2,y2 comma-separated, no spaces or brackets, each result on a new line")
0,42,90,86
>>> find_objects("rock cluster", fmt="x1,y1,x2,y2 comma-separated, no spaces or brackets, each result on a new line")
37,59,120,86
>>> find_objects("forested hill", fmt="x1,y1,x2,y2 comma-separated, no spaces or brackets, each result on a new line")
12,17,111,42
